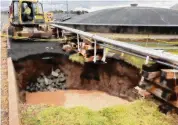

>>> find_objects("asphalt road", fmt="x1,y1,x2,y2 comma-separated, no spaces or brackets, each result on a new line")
8,39,66,61
1,13,8,31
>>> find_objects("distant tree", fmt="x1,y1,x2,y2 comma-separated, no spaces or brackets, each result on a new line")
76,11,81,15
69,10,89,15
1,11,8,14
50,10,63,14
171,3,178,10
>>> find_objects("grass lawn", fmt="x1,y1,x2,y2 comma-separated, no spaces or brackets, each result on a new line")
20,100,177,125
166,50,178,55
69,53,85,65
109,49,153,69
115,47,178,69
118,52,149,69
107,38,178,69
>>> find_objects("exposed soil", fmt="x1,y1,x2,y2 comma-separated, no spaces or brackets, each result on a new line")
1,30,9,124
14,54,141,102
26,90,129,110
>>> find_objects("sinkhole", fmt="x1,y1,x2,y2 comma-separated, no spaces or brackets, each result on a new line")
13,53,141,105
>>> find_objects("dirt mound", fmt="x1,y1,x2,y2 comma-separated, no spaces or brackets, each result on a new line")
14,54,141,101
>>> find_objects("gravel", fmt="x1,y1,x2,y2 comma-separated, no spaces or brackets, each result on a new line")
26,68,66,92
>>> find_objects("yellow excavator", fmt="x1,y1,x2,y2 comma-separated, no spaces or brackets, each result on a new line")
7,0,105,63
8,0,55,40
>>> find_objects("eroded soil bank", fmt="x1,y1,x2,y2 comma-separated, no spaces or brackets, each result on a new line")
14,54,141,101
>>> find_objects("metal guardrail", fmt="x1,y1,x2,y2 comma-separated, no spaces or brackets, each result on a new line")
51,24,178,69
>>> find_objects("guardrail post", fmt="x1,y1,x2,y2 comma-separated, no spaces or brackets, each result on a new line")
102,47,106,63
139,56,150,85
62,30,64,37
173,69,178,102
77,34,80,51
121,52,124,57
145,56,150,65
57,28,59,38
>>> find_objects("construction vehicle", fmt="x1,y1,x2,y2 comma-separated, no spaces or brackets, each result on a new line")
8,0,55,40
7,0,105,63
44,12,54,23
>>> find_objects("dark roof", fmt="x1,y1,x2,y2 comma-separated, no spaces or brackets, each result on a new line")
171,4,178,10
63,6,178,27
54,13,77,22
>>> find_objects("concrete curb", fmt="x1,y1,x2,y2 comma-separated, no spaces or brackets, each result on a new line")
8,57,20,125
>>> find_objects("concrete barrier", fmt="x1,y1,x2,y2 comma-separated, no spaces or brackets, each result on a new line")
8,57,20,125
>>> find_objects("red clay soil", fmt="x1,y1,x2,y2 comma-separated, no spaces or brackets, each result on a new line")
1,33,9,124
14,54,141,101
26,90,128,110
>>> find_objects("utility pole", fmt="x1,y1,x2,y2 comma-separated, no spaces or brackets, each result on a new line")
66,0,69,17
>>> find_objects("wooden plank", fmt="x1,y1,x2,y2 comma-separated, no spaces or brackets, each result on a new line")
143,70,178,92
161,69,178,80
140,80,178,108
142,70,160,80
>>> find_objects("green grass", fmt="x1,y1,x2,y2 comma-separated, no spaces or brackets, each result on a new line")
155,39,178,44
120,53,149,69
116,49,178,69
109,49,153,69
166,50,178,55
69,53,85,65
20,100,177,125
106,37,178,69
99,100,176,125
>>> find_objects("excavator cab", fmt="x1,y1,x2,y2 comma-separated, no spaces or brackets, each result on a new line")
9,0,45,25
8,0,54,40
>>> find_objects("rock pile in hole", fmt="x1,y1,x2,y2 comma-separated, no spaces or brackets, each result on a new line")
26,69,66,92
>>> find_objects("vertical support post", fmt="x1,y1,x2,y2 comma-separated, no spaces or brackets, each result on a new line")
102,47,106,63
62,30,64,37
121,52,124,57
145,34,149,47
173,69,178,102
66,0,69,17
57,28,59,38
93,39,97,63
77,34,80,51
145,56,150,65
139,56,150,85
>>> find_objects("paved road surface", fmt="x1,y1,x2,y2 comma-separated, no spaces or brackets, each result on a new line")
8,40,65,61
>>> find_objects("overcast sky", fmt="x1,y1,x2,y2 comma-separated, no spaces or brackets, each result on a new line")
1,0,178,12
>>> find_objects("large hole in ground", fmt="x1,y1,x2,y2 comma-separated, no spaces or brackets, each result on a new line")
14,53,141,106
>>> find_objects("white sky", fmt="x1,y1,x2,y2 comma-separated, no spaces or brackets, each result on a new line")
1,0,178,12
